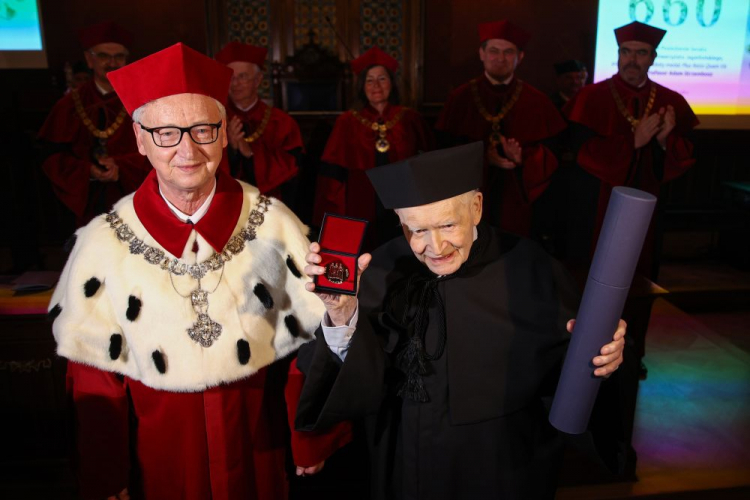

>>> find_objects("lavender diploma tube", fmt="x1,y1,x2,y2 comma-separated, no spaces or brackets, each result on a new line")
549,186,656,434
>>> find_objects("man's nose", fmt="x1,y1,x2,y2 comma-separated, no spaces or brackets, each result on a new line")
428,231,444,253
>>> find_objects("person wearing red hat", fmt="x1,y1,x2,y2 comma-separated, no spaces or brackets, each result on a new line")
48,42,351,500
38,21,150,229
562,21,698,277
215,41,304,208
435,20,566,238
313,46,434,250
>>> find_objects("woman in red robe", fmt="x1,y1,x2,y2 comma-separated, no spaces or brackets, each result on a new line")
313,47,434,250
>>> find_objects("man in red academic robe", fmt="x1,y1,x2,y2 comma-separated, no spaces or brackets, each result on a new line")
49,43,350,500
38,21,150,228
435,20,567,236
215,42,303,209
563,21,698,278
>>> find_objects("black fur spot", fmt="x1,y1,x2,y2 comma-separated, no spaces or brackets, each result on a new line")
237,339,251,365
253,283,274,309
286,255,302,278
126,296,141,321
285,315,301,338
152,350,166,374
63,234,77,254
109,334,123,360
83,277,101,298
48,304,62,321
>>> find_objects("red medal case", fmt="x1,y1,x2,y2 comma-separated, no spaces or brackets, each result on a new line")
314,213,369,295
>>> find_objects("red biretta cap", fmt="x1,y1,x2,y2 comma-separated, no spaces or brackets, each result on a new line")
478,20,531,50
614,21,666,49
215,41,268,69
78,21,133,50
350,47,398,75
108,43,233,116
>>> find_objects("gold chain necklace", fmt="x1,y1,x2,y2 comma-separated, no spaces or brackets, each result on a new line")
71,89,128,139
470,79,524,147
350,107,407,153
104,194,272,348
243,106,273,143
608,79,657,131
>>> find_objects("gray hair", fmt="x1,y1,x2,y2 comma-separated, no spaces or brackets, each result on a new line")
131,96,226,124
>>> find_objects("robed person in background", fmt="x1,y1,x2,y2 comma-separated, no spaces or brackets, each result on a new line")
549,59,588,109
533,59,589,257
48,43,350,500
216,41,304,209
296,142,626,500
563,21,698,279
38,21,150,228
313,47,434,250
435,20,566,237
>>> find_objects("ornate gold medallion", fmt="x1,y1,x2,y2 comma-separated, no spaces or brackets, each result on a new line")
325,260,350,284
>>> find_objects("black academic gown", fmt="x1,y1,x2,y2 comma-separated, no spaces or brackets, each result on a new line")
296,224,580,499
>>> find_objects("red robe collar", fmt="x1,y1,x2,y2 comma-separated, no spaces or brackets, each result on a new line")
227,99,267,122
478,73,518,96
359,102,400,120
133,170,244,257
610,73,652,96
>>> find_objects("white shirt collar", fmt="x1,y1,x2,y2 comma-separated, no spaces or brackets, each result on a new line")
95,81,111,95
485,71,514,86
158,181,217,224
235,98,258,113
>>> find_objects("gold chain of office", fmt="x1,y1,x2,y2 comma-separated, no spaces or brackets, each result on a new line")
608,79,657,131
470,79,524,147
350,107,407,153
71,89,128,139
243,106,273,143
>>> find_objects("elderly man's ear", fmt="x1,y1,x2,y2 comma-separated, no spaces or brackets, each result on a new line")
471,191,483,224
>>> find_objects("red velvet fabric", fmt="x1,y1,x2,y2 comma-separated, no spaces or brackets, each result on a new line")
133,169,243,257
314,104,434,226
226,100,303,196
350,46,398,74
66,357,352,500
435,75,566,236
109,43,233,115
564,74,698,271
478,20,531,48
78,20,132,49
319,214,368,254
614,21,666,48
216,41,268,68
38,80,150,227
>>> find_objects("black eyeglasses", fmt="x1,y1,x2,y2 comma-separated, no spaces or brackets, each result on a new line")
138,122,222,148
89,51,129,63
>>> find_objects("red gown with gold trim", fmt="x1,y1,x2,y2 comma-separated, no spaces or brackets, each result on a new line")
38,79,150,227
436,74,567,236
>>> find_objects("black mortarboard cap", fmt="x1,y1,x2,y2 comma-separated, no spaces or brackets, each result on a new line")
366,142,484,209
554,59,587,75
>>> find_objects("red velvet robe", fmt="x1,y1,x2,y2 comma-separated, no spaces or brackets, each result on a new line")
64,173,352,500
226,100,303,202
563,74,698,275
38,79,150,227
314,104,434,247
436,74,567,236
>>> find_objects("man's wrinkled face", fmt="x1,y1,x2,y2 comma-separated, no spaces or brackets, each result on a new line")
84,42,128,87
557,69,588,97
227,61,262,105
397,191,483,276
134,93,227,196
617,41,656,86
479,39,524,82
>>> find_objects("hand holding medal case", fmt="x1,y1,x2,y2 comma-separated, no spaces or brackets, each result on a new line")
314,213,368,295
